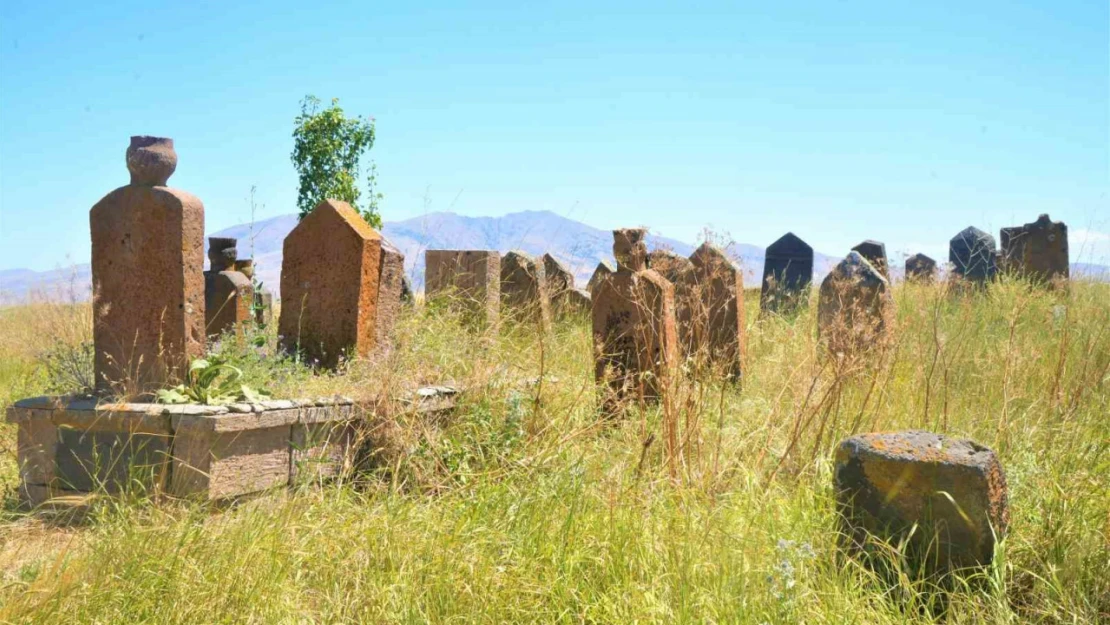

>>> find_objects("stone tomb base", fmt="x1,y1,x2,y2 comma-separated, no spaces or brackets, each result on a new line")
6,396,357,505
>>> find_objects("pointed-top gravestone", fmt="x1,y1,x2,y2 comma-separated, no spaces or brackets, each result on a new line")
90,136,205,396
760,232,813,314
679,243,745,379
818,252,891,354
501,250,551,329
904,253,937,283
204,237,253,338
1000,214,1069,284
647,249,694,284
587,260,615,293
949,226,997,285
279,199,383,368
851,240,889,280
542,253,575,297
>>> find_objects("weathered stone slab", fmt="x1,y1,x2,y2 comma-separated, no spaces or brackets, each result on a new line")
851,240,889,280
592,229,678,407
15,412,56,486
425,250,500,327
279,199,383,368
834,431,1009,572
542,253,575,297
500,250,551,329
679,243,745,380
586,260,615,294
204,237,254,338
90,136,205,396
949,226,997,285
375,238,406,353
552,288,592,318
254,291,273,326
760,233,813,314
647,249,693,284
1000,214,1069,284
55,427,171,493
904,253,937,282
170,413,291,500
817,252,891,354
291,421,355,481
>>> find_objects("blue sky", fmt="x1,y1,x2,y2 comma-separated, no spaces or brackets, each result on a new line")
1,0,1107,271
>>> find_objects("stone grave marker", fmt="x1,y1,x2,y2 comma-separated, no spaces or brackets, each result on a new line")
425,250,501,327
647,249,693,284
553,288,592,318
851,240,889,280
375,238,406,352
680,243,745,380
1000,214,1069,284
204,237,254,338
949,226,998,285
904,253,937,282
587,260,615,293
542,253,576,297
817,252,891,354
500,250,551,329
760,232,813,314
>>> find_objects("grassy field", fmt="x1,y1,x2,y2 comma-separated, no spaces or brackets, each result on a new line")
0,278,1107,624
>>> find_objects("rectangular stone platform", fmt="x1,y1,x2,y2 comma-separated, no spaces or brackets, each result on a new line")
6,396,357,505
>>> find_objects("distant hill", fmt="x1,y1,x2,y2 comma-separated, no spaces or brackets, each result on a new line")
2,209,1103,303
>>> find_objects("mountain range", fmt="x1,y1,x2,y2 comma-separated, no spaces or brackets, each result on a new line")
2,210,1104,304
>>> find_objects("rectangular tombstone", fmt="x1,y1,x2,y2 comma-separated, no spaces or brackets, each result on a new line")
375,239,406,353
425,250,501,327
817,252,892,355
760,233,813,314
1000,214,1069,284
679,243,745,380
500,250,551,330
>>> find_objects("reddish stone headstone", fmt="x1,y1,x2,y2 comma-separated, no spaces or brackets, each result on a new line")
553,288,592,318
678,243,745,380
375,238,406,352
542,253,576,297
500,250,551,329
586,260,615,293
425,250,500,327
592,228,678,407
204,237,254,338
1000,214,1069,284
647,249,693,284
90,136,205,396
817,252,891,355
278,199,382,368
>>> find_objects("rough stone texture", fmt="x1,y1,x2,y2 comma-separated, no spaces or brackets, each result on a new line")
760,232,813,314
279,199,383,368
91,136,205,396
949,226,998,285
834,431,1009,572
400,275,414,305
500,250,551,329
851,240,889,280
291,421,355,481
553,288,592,318
425,250,501,327
586,260,615,293
905,253,938,282
817,252,891,354
1000,214,1069,284
204,237,254,338
375,238,406,353
678,243,745,380
543,253,576,297
592,231,678,407
647,249,694,284
254,291,273,326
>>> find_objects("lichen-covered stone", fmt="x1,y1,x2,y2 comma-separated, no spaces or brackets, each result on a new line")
760,233,813,314
1000,214,1069,284
834,430,1009,572
425,250,500,327
817,252,891,354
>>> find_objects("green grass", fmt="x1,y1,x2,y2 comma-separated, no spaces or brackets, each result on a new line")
0,278,1107,623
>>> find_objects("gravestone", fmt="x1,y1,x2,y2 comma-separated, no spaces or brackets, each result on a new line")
542,253,576,297
204,237,254,338
1000,214,1069,284
501,250,551,328
647,249,693,284
278,199,383,368
553,288,592,318
760,232,813,314
817,252,891,354
425,250,500,327
592,228,678,407
680,243,745,380
254,291,273,326
400,275,414,306
949,226,997,285
834,431,1009,573
904,253,937,282
586,260,615,293
90,136,205,396
851,240,889,280
375,239,406,352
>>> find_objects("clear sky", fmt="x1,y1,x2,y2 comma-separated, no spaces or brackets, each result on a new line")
1,0,1107,271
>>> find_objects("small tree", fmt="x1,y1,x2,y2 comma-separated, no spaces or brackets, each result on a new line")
291,96,383,228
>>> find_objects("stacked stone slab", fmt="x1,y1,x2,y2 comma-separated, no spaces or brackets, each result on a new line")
586,260,615,293
904,253,938,282
591,228,678,407
949,226,997,285
678,243,745,380
834,431,1009,573
1000,214,1069,284
500,250,552,329
851,240,889,281
817,252,891,354
375,239,406,352
760,232,813,314
425,250,501,327
542,253,576,296
279,199,383,368
90,136,205,396
204,237,254,338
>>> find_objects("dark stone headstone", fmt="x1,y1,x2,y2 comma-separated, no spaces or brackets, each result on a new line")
851,240,889,280
760,233,813,314
949,226,997,284
904,253,937,282
1000,214,1069,284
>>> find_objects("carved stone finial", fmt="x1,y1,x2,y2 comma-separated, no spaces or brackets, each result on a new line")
126,136,177,186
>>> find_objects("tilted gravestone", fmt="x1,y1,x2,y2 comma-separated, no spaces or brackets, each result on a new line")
904,253,938,283
542,253,576,297
760,232,813,314
647,249,694,284
678,243,745,380
949,226,997,285
851,240,889,280
425,250,501,327
586,260,615,293
817,252,891,354
1000,214,1069,284
204,237,254,338
553,288,592,318
834,431,1009,573
375,238,406,353
592,228,678,408
500,250,551,329
90,136,205,396
279,199,383,368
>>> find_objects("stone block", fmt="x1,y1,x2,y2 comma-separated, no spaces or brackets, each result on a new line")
678,243,745,379
818,252,891,355
170,412,293,500
949,226,998,285
375,238,406,353
851,240,889,280
760,233,813,314
542,253,576,297
500,250,551,329
999,214,1069,284
204,237,254,338
613,228,648,272
586,260,615,293
425,250,500,327
552,288,592,318
905,253,937,282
